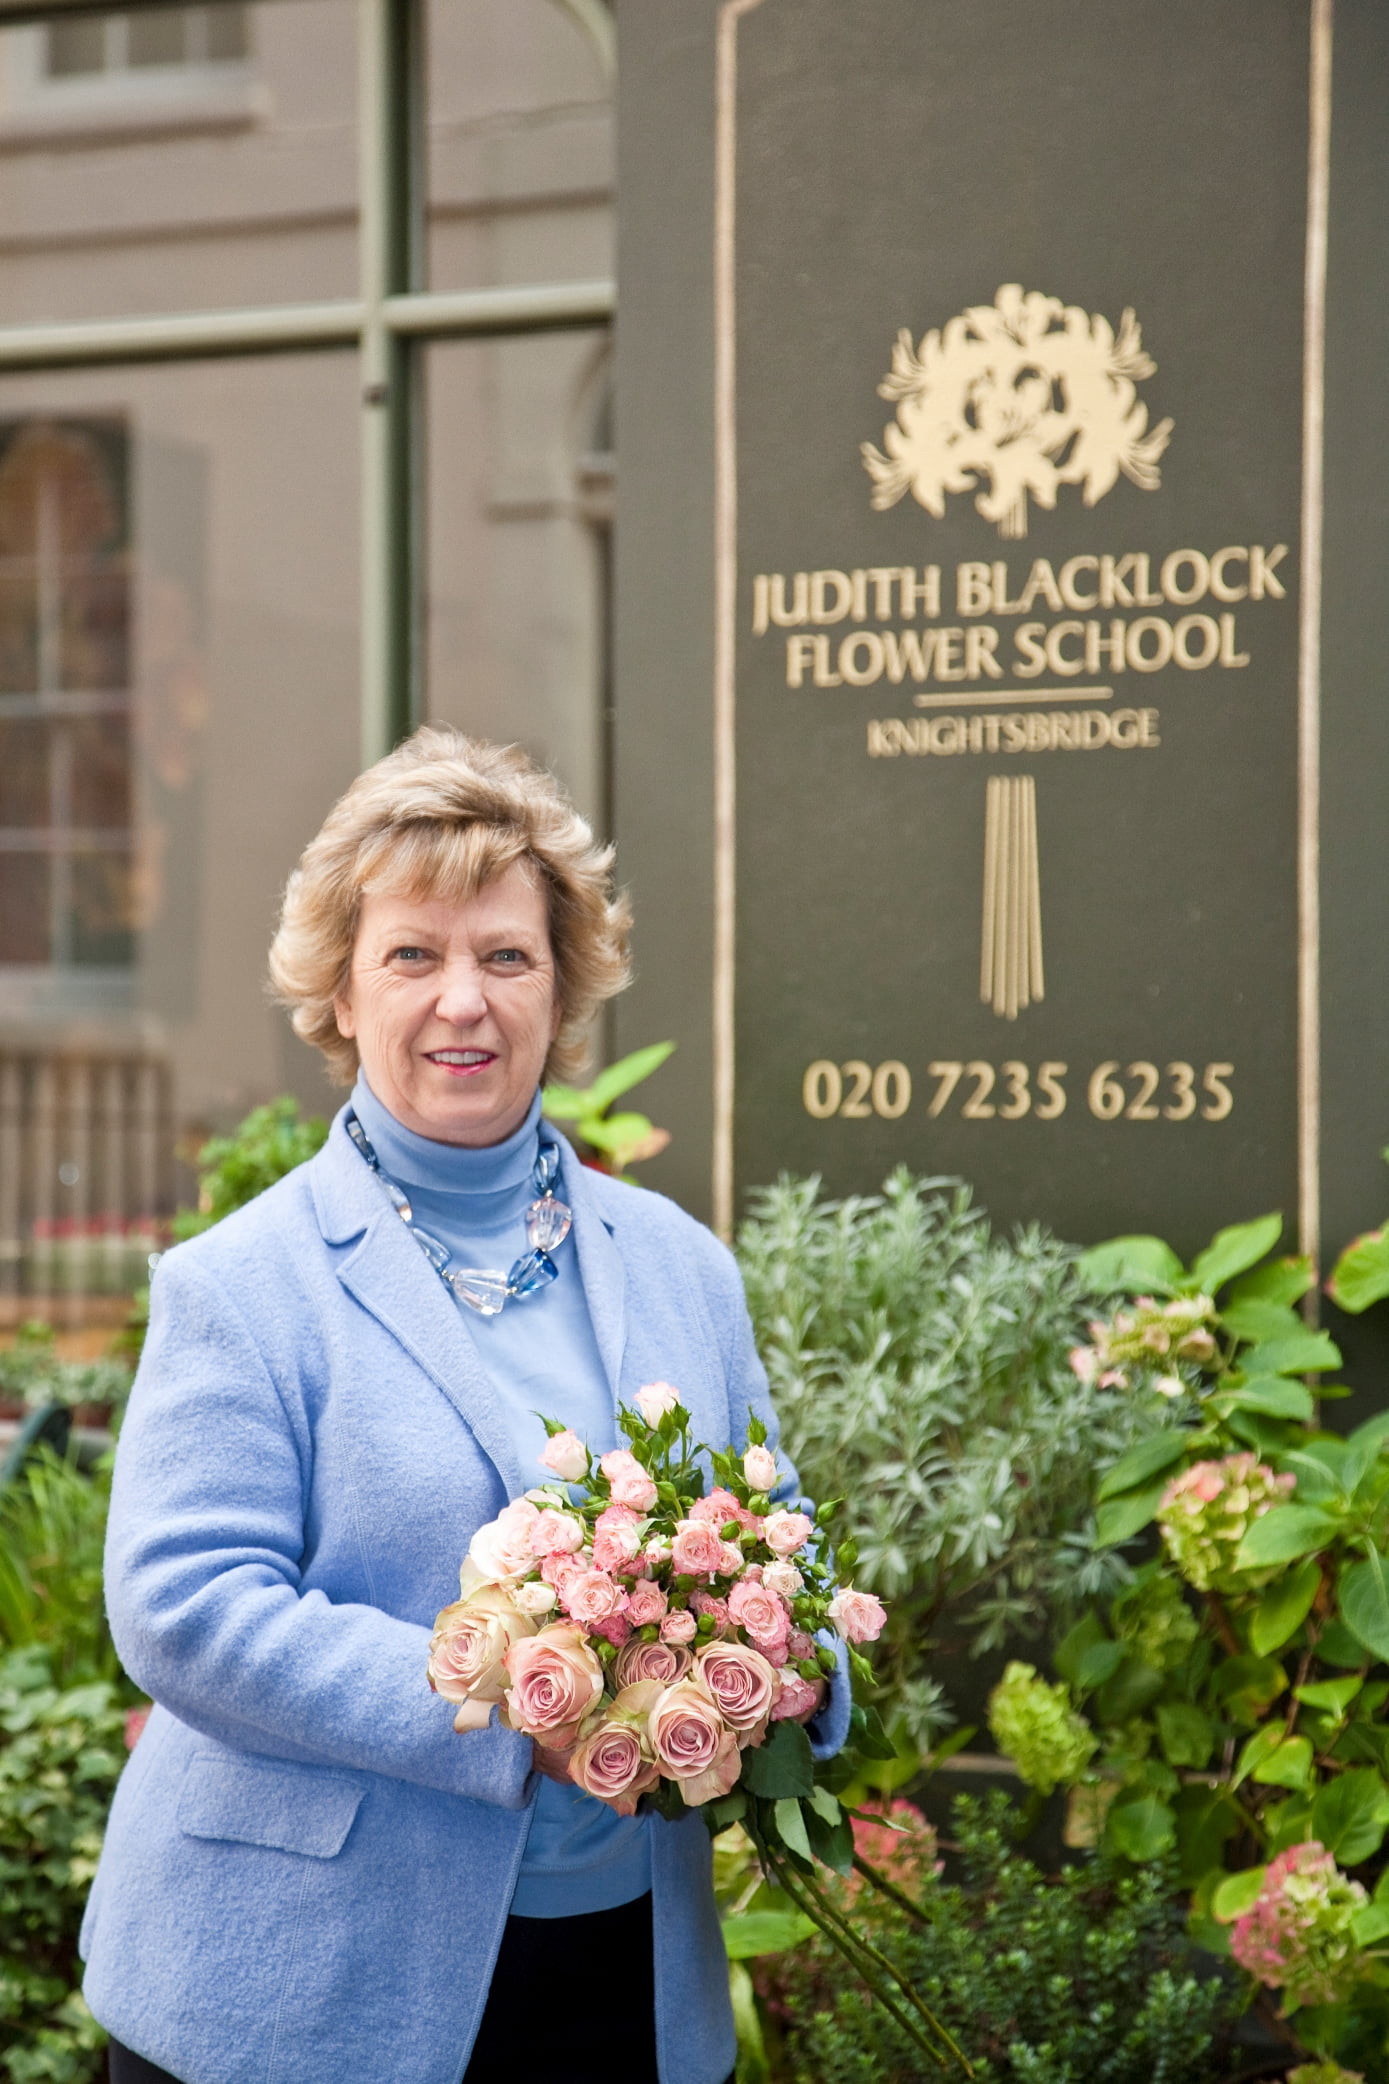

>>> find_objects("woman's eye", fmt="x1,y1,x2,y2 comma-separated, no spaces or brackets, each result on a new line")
391,946,426,963
489,948,524,966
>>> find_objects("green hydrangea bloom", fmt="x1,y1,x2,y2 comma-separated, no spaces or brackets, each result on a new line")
1158,1452,1295,1592
1287,2065,1365,2084
1111,1565,1200,1670
987,1660,1096,1795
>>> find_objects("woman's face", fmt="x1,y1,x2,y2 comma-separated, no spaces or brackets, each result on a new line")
334,861,561,1146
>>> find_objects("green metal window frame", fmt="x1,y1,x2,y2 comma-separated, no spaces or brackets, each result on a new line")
0,0,616,765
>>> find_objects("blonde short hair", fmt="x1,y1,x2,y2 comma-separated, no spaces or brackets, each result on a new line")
269,728,631,1086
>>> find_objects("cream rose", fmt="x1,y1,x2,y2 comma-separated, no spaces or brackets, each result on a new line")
742,1444,778,1492
428,1586,537,1704
529,1508,586,1556
633,1381,682,1426
501,1623,605,1746
513,1581,559,1616
615,1637,692,1689
828,1586,887,1644
693,1640,779,1737
763,1509,813,1557
539,1428,589,1483
468,1500,541,1583
762,1560,804,1600
648,1681,741,1806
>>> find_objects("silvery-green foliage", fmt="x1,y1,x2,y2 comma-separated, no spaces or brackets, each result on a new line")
737,1171,1169,1745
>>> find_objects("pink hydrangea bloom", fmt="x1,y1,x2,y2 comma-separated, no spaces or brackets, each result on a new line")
1230,1843,1367,2008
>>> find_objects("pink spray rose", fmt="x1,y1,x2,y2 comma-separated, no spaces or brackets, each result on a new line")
660,1607,698,1644
599,1449,659,1512
561,1568,628,1628
770,1668,826,1723
763,1560,804,1600
693,1640,780,1738
787,1628,816,1663
671,1519,730,1577
540,1550,587,1597
728,1576,792,1655
691,1487,759,1533
691,1591,731,1634
539,1428,588,1483
763,1509,813,1557
501,1623,604,1747
742,1444,778,1492
569,1710,660,1816
529,1508,586,1556
648,1679,742,1805
626,1579,669,1627
467,1499,540,1582
615,1637,692,1688
828,1587,887,1644
589,1611,634,1647
592,1503,645,1573
633,1380,682,1426
429,1584,538,1703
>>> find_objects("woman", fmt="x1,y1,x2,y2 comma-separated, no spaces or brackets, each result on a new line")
82,729,846,2084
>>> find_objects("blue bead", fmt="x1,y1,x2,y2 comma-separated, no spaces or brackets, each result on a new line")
507,1249,558,1297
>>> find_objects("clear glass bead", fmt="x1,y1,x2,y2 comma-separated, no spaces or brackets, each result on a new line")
526,1194,572,1253
450,1269,509,1316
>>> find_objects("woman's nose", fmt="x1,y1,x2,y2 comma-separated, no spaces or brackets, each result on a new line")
433,959,488,1024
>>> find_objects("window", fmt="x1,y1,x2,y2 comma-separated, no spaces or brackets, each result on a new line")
45,6,248,78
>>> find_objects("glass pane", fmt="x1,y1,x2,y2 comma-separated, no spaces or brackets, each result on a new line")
0,355,359,1325
426,0,612,292
0,0,356,322
425,332,611,833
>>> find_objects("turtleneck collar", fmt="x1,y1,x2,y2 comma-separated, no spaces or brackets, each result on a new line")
349,1076,542,1198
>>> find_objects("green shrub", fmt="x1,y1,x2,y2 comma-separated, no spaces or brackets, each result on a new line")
172,1094,328,1241
0,1450,119,1690
768,1792,1241,2083
0,1646,125,2084
0,1324,131,1420
737,1171,1168,1742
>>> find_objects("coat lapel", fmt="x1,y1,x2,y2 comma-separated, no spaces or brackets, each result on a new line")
310,1116,527,1498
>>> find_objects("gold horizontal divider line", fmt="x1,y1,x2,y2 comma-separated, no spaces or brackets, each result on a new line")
914,685,1113,708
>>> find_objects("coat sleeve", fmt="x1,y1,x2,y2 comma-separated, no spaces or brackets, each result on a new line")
105,1249,534,1809
688,1226,853,1762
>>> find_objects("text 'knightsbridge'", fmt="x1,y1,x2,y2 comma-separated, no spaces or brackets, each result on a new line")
749,544,1289,690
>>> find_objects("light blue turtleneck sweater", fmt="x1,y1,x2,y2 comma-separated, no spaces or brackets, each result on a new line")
351,1076,652,1919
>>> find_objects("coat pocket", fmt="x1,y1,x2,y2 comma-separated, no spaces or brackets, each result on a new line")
178,1754,364,1859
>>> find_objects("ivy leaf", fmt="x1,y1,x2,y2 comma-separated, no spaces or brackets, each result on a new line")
1342,1547,1389,1664
1107,1793,1176,1862
1188,1214,1284,1296
1328,1224,1389,1314
1312,1767,1389,1866
1249,1557,1321,1655
741,1719,815,1800
722,1910,817,1960
1234,1504,1340,1571
1077,1234,1184,1296
1095,1430,1191,1504
1095,1478,1173,1549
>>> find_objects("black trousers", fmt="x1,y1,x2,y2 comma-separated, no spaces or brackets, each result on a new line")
108,1894,702,2084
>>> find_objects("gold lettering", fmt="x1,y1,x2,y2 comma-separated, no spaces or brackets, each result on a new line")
956,563,992,617
1045,620,1087,676
1219,613,1250,667
812,634,843,686
933,628,965,681
1160,549,1210,606
1059,555,1100,610
1249,544,1288,600
965,625,1004,679
849,570,867,621
1209,547,1249,602
769,572,809,626
838,632,885,686
881,629,932,683
752,573,769,635
866,719,891,756
992,560,1022,614
1085,619,1127,675
1110,707,1140,747
1137,708,1160,746
810,571,852,623
1132,554,1163,605
1126,616,1173,672
1099,555,1136,608
899,566,941,617
1002,714,1028,751
1173,614,1220,668
786,634,816,687
1017,559,1064,613
1013,623,1047,678
865,567,898,619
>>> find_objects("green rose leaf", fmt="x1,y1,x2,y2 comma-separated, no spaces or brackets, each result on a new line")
1095,1477,1174,1549
1077,1234,1184,1296
741,1718,815,1800
1106,1793,1177,1863
1156,1701,1216,1771
1341,1547,1389,1664
1328,1223,1389,1314
1312,1766,1389,1866
773,1796,815,1866
802,1797,855,1875
1249,1556,1322,1655
1212,1866,1268,1922
1095,1429,1191,1504
1189,1213,1284,1296
1235,1504,1340,1571
721,1909,818,1960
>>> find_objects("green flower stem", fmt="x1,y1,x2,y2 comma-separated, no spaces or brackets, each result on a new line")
851,1850,933,1927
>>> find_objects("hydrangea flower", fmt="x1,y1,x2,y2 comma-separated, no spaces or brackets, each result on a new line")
1230,1843,1368,2009
987,1660,1096,1795
1287,2065,1365,2084
1158,1453,1295,1592
1069,1294,1218,1392
1110,1567,1200,1670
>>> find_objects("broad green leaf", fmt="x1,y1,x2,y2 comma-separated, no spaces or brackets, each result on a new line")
1240,1330,1342,1376
1295,1675,1362,1717
722,1909,817,1959
584,1041,676,1114
1342,1547,1389,1664
806,1785,842,1826
1096,1657,1165,1726
1249,1557,1321,1655
1156,1701,1215,1770
741,1718,815,1799
1211,1655,1288,1723
1077,1234,1184,1296
1234,1504,1340,1571
1107,1793,1176,1862
1328,1224,1389,1314
1075,1639,1126,1692
802,1798,855,1875
1189,1213,1284,1296
1095,1477,1173,1548
577,1109,656,1154
1343,1412,1389,1496
1312,1766,1389,1866
1352,1902,1389,1947
1233,1724,1287,1789
1251,1735,1314,1790
1220,1297,1305,1344
539,1083,586,1119
1230,1256,1315,1308
1054,1611,1111,1687
1212,1867,1267,1922
1279,1443,1349,1502
1314,1618,1371,1669
1096,1429,1191,1504
773,1796,814,1865
1215,1376,1315,1423
1265,1794,1316,1856
1174,1784,1239,1886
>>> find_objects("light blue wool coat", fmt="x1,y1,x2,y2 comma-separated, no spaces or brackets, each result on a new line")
81,1109,848,2084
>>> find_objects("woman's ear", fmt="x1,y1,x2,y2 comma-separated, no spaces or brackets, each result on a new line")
333,991,356,1040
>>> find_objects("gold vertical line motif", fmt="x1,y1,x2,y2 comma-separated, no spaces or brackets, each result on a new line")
1299,0,1332,1277
981,776,1044,1020
713,0,767,1241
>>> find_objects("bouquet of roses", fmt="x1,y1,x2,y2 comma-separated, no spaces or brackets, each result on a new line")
428,1383,971,2075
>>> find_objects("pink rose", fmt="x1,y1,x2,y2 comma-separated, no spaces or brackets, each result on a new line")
561,1568,627,1627
648,1680,743,1805
599,1449,659,1512
541,1551,586,1596
718,1540,746,1576
124,1706,150,1751
626,1580,669,1627
539,1428,589,1483
691,1487,758,1533
763,1510,813,1557
691,1591,730,1634
468,1499,541,1582
660,1607,697,1644
742,1444,778,1492
429,1585,538,1703
615,1637,692,1688
529,1508,586,1556
589,1611,633,1647
633,1380,682,1426
569,1711,661,1816
771,1668,826,1723
828,1587,887,1644
501,1623,604,1746
592,1503,645,1573
671,1519,729,1577
787,1628,815,1662
728,1576,792,1653
693,1640,780,1737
